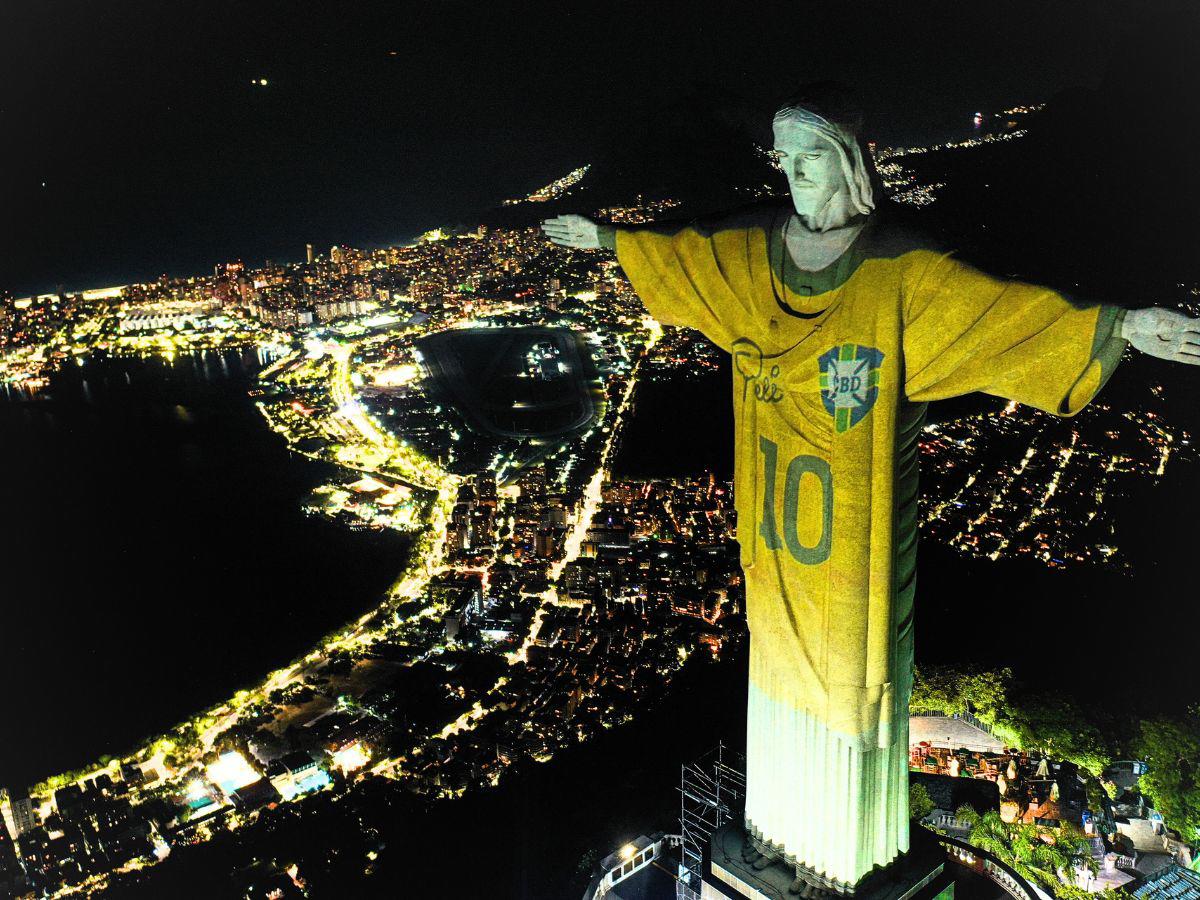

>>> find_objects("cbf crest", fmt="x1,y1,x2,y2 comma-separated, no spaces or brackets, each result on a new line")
818,343,885,433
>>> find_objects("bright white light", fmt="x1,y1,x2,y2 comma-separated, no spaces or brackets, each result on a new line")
332,741,371,773
303,339,328,359
374,363,419,386
206,751,259,793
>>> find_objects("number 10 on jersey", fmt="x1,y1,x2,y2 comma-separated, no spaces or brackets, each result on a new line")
758,435,833,565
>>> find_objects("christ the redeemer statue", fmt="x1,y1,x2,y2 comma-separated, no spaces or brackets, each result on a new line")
542,83,1200,895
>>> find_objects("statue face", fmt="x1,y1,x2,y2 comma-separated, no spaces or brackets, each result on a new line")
772,122,847,220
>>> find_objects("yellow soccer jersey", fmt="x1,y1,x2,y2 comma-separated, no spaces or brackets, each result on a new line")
614,202,1126,748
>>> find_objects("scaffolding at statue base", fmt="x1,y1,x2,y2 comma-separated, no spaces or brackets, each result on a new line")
678,742,746,900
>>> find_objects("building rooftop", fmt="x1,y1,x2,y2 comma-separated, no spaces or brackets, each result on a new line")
230,778,281,810
1129,863,1200,899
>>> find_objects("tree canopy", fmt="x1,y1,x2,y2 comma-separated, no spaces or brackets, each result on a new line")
1134,710,1200,841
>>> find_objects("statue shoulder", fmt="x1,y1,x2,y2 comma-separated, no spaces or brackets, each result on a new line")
860,209,950,262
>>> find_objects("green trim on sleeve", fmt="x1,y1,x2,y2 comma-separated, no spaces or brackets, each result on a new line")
1092,305,1127,395
1057,304,1127,416
598,224,617,251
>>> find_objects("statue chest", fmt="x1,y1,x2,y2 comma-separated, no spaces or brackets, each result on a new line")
729,275,907,573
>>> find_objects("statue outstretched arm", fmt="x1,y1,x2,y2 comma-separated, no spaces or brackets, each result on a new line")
901,250,1128,416
541,213,758,353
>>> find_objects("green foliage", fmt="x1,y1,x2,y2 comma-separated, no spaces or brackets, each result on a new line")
910,664,1011,725
909,782,935,821
575,847,601,877
31,767,93,796
1055,887,1133,900
1001,693,1113,776
252,727,284,757
172,719,205,756
1134,711,1200,840
1085,777,1108,815
955,804,981,828
953,807,1096,895
909,664,1115,776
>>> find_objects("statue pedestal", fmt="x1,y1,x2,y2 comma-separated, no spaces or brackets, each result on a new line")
701,822,950,900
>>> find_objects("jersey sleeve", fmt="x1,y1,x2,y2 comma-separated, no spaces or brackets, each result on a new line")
613,217,758,354
901,250,1127,415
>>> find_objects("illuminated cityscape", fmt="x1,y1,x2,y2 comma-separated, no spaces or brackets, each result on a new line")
2,119,1197,893
5,4,1200,895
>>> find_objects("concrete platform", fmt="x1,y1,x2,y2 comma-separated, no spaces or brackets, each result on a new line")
909,716,1004,754
702,822,950,900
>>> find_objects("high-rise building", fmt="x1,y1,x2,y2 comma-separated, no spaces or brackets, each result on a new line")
306,243,314,265
544,496,569,527
0,788,36,839
517,463,547,499
534,527,556,558
0,820,28,897
0,790,14,841
475,475,497,509
454,520,473,551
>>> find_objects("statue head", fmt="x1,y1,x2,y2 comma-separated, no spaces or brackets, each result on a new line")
772,82,878,230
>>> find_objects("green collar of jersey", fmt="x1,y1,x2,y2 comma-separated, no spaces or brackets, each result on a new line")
766,209,875,305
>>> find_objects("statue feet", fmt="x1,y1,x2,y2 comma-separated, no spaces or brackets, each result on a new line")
787,864,840,898
740,836,761,863
752,852,777,871
787,880,836,898
741,832,782,870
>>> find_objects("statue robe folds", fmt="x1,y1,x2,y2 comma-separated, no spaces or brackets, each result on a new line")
612,202,1125,892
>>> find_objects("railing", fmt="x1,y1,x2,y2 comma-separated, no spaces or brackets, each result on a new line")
1110,853,1137,870
911,710,998,738
586,834,681,900
935,832,1043,900
931,813,971,832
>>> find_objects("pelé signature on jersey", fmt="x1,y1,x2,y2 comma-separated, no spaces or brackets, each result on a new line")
733,337,784,404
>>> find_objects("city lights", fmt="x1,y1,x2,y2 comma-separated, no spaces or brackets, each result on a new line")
7,101,1195,896
331,742,371,773
206,752,260,794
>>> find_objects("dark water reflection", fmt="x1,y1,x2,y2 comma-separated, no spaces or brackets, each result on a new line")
0,351,410,788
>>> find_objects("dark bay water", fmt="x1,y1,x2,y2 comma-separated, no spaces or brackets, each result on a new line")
0,351,411,790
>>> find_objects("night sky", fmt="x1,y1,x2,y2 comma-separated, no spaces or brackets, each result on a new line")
0,1,1187,295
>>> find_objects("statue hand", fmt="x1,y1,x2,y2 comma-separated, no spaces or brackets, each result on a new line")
1122,307,1200,365
540,214,602,250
